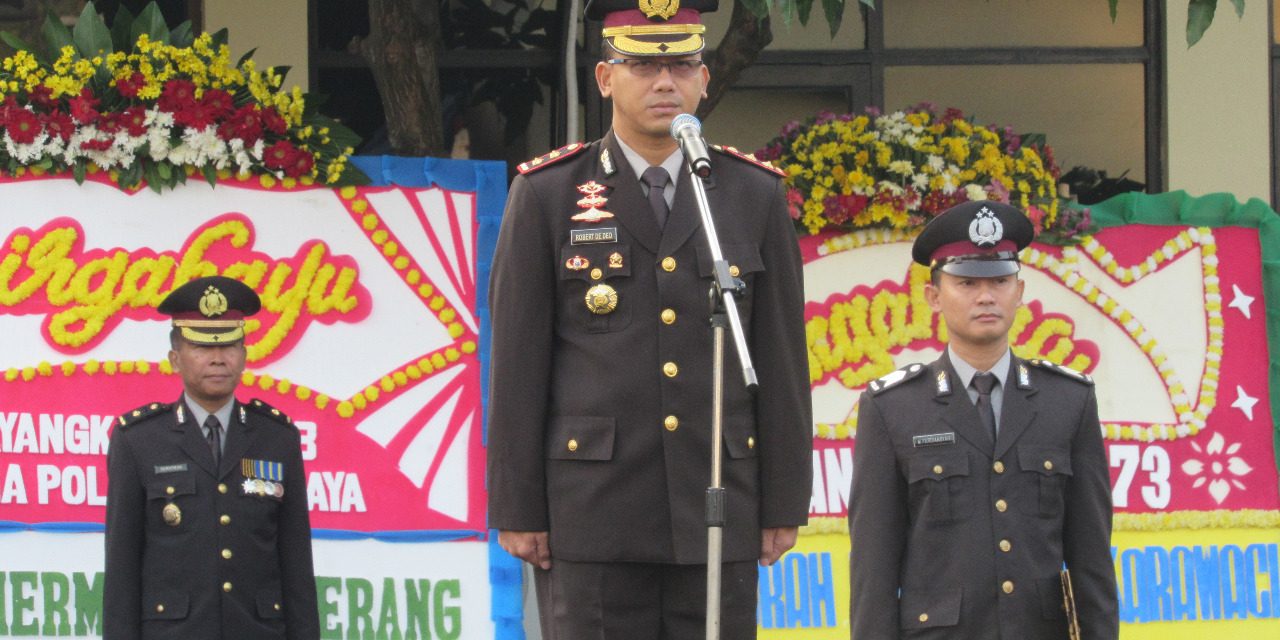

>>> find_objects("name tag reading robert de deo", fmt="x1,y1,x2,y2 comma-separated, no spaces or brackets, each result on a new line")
571,227,618,245
913,432,956,447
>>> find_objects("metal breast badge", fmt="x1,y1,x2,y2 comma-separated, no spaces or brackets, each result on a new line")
585,284,618,314
162,503,182,526
572,181,615,223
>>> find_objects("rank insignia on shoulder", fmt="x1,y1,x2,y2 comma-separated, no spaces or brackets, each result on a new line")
1027,359,1094,385
118,402,172,427
869,363,925,394
517,142,586,175
247,398,295,426
710,144,786,177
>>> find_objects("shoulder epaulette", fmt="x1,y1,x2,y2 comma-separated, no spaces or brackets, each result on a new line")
710,144,785,177
246,398,296,428
868,363,927,395
1027,359,1094,386
517,142,587,175
117,402,173,428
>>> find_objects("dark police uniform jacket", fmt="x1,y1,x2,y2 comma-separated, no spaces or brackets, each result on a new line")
486,131,813,564
849,352,1119,639
104,397,318,640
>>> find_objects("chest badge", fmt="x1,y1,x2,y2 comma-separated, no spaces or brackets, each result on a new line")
585,284,619,314
162,503,182,526
565,256,590,271
572,181,615,223
608,252,624,269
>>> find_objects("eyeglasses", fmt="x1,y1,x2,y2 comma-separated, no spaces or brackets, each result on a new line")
605,58,703,78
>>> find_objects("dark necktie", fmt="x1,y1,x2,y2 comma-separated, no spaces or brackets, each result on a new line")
205,415,222,468
641,166,671,228
971,372,998,445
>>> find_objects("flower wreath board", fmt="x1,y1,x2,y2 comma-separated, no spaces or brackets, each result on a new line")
0,156,519,639
771,191,1280,638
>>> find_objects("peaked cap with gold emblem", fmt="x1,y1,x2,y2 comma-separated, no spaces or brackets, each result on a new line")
587,0,717,57
912,200,1035,278
157,275,261,345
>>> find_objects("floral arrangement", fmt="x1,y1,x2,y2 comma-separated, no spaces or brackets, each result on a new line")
0,2,366,191
755,104,1090,243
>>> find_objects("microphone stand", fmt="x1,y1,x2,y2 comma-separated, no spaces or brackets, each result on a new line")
683,157,758,640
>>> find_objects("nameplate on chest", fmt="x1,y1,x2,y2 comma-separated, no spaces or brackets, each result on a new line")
154,463,188,474
912,432,956,447
571,227,618,245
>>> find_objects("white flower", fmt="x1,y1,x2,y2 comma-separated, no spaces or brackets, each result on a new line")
964,183,988,202
1182,431,1252,504
926,154,945,172
911,174,930,190
888,160,913,176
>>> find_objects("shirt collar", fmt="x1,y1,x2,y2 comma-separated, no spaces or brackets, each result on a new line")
948,346,1012,390
614,136,684,185
184,393,236,430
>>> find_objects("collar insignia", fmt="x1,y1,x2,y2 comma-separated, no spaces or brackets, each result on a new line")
936,370,951,395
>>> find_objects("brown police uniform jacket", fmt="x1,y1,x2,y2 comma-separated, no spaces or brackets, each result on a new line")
104,397,318,640
486,131,813,564
849,353,1119,639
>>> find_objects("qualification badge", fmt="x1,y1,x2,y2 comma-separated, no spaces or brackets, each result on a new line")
565,256,590,271
585,284,618,314
162,503,182,526
608,252,624,269
572,181,615,222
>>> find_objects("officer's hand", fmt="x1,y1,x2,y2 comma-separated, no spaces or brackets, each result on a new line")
498,530,552,570
759,527,798,566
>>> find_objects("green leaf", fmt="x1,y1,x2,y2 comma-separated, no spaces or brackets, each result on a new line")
739,0,769,20
156,161,172,181
236,47,258,68
1230,0,1245,18
1108,0,1118,22
210,28,229,50
41,9,76,61
144,162,164,193
72,161,87,185
0,31,37,56
793,0,816,26
131,2,171,46
109,5,134,51
1187,0,1218,47
821,0,846,37
860,0,876,10
73,3,113,58
202,164,218,188
170,21,194,48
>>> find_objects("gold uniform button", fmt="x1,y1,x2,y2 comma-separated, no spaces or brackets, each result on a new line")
747,436,755,449
156,604,165,613
661,308,676,324
999,539,1012,552
221,549,233,560
274,603,282,612
220,515,231,525
664,416,679,431
995,499,1008,512
729,265,740,277
217,483,227,494
165,486,175,496
661,257,677,272
1002,580,1015,594
590,267,603,280
918,613,928,623
223,582,233,593
993,461,1005,474
932,465,943,475
1044,460,1054,471
567,439,579,452
663,362,678,378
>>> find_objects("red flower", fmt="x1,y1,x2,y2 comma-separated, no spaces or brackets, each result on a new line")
157,79,197,112
218,105,264,144
200,89,234,119
97,111,120,134
28,84,55,109
40,111,74,142
116,72,146,99
173,101,219,129
69,88,100,124
5,108,41,144
79,137,113,152
120,106,149,137
286,149,315,178
259,107,287,136
263,139,298,170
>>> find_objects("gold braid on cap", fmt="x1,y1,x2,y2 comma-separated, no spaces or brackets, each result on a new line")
601,24,706,36
173,319,246,328
178,326,245,343
606,33,703,55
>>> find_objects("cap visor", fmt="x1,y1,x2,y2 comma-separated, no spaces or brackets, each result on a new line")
939,260,1021,278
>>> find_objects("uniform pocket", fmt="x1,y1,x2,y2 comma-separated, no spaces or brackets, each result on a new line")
141,591,189,620
907,453,971,524
560,244,632,333
546,416,616,461
898,588,961,629
1016,446,1073,517
146,473,196,533
722,417,758,459
1037,575,1069,622
256,587,285,620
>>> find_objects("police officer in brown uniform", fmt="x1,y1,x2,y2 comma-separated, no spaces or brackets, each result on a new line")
104,276,318,639
486,0,813,637
848,201,1119,639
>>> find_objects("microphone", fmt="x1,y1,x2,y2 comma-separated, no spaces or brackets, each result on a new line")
670,113,712,178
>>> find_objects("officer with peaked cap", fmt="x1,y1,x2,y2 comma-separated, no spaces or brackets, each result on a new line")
104,276,319,639
848,201,1119,639
486,0,813,637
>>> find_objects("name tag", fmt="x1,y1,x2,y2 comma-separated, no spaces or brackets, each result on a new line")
571,227,618,245
912,432,955,448
154,463,189,474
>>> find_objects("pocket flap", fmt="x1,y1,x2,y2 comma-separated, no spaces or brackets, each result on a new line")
546,416,616,461
1017,446,1073,476
257,588,285,620
146,472,196,500
907,453,970,483
141,591,189,620
898,588,961,629
696,243,765,278
723,418,758,459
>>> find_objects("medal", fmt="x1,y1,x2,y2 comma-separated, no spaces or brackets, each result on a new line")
585,284,618,315
162,503,182,526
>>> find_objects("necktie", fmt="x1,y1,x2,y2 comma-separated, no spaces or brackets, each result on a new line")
641,166,671,228
205,415,222,468
971,372,998,445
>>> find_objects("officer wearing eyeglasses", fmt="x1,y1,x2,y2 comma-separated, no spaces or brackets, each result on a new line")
486,0,813,637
